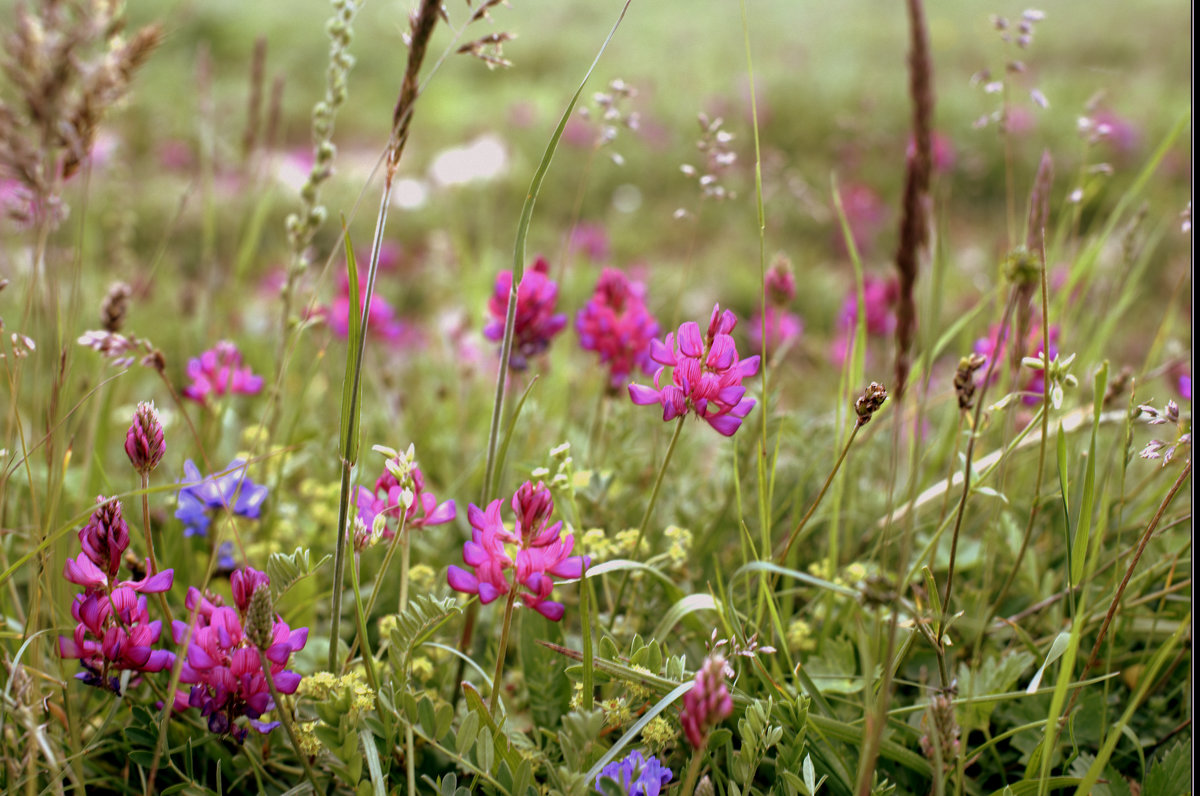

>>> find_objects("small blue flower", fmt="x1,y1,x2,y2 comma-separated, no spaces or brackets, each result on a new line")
176,459,269,537
594,750,673,796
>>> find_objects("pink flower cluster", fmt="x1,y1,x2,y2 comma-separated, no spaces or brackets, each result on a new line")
58,497,175,694
182,341,264,403
171,567,308,742
354,457,456,540
974,320,1060,405
575,268,661,389
679,653,734,749
447,481,588,621
628,304,760,437
483,256,568,370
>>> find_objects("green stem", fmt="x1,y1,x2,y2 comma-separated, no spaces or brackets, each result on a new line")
349,551,392,739
399,526,411,614
257,650,321,794
678,747,706,796
608,417,685,629
773,422,862,566
488,586,519,719
141,473,174,627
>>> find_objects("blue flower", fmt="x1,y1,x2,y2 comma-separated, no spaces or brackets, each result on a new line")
176,459,269,537
594,750,673,796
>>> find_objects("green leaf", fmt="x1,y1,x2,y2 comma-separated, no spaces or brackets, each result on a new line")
267,546,331,602
1026,632,1071,694
804,637,865,694
1143,740,1191,796
956,651,1035,734
651,593,720,639
456,712,480,756
387,593,462,675
360,730,386,796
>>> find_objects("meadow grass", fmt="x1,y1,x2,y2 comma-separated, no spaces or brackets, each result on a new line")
0,0,1191,794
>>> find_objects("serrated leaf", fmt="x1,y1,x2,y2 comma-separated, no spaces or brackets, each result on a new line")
956,651,1035,733
1144,740,1191,796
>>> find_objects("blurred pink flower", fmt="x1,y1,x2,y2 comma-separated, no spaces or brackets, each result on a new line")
182,341,264,403
907,130,958,173
628,303,760,437
569,222,611,262
324,268,413,345
748,306,804,356
833,182,888,257
829,275,898,368
576,267,660,389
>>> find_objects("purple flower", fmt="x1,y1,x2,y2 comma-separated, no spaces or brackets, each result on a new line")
171,568,307,743
175,459,269,537
447,481,589,621
628,303,760,437
483,256,568,370
182,341,264,404
679,654,734,749
58,498,175,694
58,587,175,693
829,275,899,367
576,268,661,389
125,401,165,475
595,750,673,795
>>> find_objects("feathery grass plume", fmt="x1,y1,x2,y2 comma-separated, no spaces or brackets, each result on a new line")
0,1,160,227
892,0,933,401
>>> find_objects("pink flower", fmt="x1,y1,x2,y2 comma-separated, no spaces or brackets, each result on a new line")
834,182,888,258
182,341,264,403
679,654,734,749
324,267,414,345
829,275,899,367
172,568,308,742
483,256,568,370
447,481,588,621
764,261,797,306
748,306,804,356
354,457,456,539
907,131,957,174
125,401,165,475
58,498,175,693
628,304,760,437
576,268,661,389
569,222,611,262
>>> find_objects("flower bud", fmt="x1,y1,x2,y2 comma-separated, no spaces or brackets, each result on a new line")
679,653,734,749
124,401,165,475
245,582,275,651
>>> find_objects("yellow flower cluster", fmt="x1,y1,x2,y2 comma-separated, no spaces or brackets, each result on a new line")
807,559,869,588
786,618,817,654
298,670,375,722
600,697,632,729
299,478,342,532
294,720,322,757
662,525,692,569
641,716,677,754
626,665,655,703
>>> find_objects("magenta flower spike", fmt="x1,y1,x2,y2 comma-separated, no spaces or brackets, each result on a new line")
447,481,588,621
679,653,734,749
182,341,264,403
576,268,661,389
58,497,175,694
483,256,568,370
124,401,165,475
171,567,308,742
628,303,760,437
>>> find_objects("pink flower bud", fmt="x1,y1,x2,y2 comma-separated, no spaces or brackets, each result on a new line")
124,401,165,474
679,653,734,749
